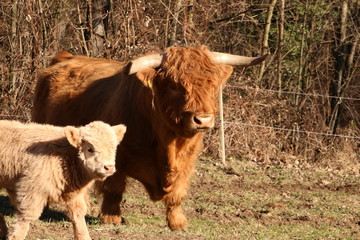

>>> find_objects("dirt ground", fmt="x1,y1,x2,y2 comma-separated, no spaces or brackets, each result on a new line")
0,157,359,240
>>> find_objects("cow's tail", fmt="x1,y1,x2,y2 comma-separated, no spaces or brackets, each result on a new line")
0,214,8,240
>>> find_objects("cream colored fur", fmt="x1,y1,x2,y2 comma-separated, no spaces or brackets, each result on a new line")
0,120,126,240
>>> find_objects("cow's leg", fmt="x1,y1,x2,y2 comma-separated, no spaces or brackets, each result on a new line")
162,173,191,230
99,171,127,225
66,192,91,240
165,203,188,231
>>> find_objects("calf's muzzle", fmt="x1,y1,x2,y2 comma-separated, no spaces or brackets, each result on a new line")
103,164,116,175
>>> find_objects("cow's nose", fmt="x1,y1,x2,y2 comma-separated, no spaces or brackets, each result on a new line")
103,164,116,175
193,114,214,130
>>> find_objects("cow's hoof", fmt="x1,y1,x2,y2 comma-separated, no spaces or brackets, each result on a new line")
99,214,125,225
168,218,188,231
167,212,188,231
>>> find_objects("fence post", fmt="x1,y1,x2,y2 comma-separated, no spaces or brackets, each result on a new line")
219,85,226,166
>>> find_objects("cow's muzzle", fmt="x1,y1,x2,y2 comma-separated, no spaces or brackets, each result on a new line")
192,114,215,131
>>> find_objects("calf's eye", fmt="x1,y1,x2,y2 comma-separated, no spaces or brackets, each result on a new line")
87,147,94,153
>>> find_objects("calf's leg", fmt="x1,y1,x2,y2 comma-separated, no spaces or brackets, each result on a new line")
66,193,91,240
7,218,31,240
7,197,45,240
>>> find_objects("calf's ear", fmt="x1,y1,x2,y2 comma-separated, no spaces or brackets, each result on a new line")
64,126,81,147
112,124,127,144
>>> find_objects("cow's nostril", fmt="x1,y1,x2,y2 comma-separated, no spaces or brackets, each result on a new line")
193,115,214,129
193,116,202,125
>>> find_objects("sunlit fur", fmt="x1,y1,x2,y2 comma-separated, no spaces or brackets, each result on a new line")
31,46,233,230
154,46,232,136
0,120,125,240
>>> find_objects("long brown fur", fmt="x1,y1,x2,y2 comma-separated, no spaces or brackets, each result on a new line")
32,46,233,230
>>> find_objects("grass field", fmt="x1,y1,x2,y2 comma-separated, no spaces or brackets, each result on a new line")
1,157,359,240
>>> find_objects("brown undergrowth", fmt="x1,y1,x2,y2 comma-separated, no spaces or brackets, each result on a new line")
204,76,360,175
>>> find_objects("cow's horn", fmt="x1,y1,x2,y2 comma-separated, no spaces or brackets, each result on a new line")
128,53,164,75
211,52,268,67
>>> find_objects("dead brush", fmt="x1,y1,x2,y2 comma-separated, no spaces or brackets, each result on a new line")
204,79,360,172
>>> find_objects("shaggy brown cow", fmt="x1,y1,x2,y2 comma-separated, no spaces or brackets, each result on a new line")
0,120,126,240
32,45,267,230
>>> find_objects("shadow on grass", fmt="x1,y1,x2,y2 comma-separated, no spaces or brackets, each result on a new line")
0,195,12,216
0,195,99,225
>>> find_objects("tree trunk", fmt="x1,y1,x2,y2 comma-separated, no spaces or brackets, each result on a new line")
52,2,66,53
295,0,308,105
259,0,277,84
38,0,48,67
277,0,285,97
77,0,90,56
170,0,183,45
10,0,18,87
87,0,110,57
187,0,194,27
328,0,348,133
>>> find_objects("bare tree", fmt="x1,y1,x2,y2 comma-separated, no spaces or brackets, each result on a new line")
9,0,18,87
52,2,66,53
86,0,110,57
77,0,90,56
259,0,277,83
170,0,183,45
295,0,308,105
276,0,285,97
329,0,351,133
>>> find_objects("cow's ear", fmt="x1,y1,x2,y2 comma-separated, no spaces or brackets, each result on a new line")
64,126,80,147
112,124,127,144
136,69,157,89
219,65,233,85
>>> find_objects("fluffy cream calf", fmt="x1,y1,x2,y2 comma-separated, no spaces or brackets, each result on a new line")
0,120,126,240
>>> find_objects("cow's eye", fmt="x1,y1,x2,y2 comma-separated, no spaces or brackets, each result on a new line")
170,84,177,90
87,147,94,153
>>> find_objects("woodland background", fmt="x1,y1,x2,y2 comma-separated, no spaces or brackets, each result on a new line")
0,0,359,173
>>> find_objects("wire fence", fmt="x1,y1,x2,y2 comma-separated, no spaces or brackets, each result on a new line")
221,85,360,140
1,85,360,141
226,85,360,101
1,113,359,140
0,114,29,120
229,122,360,140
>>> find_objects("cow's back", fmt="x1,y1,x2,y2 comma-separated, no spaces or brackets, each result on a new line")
32,52,126,126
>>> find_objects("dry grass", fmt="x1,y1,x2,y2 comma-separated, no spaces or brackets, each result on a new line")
0,157,359,240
